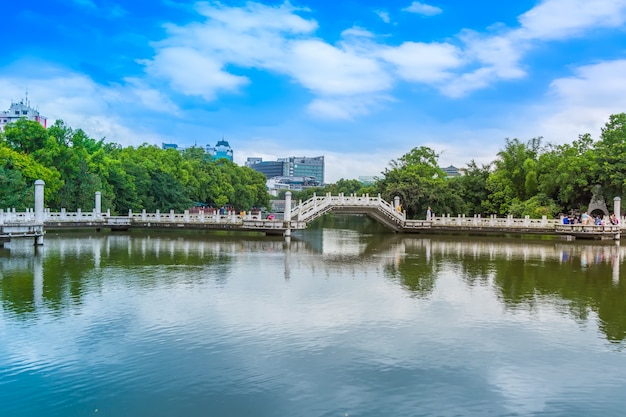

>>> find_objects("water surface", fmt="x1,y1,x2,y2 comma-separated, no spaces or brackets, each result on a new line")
1,219,625,416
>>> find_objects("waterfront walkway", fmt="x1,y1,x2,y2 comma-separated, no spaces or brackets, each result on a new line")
1,188,623,245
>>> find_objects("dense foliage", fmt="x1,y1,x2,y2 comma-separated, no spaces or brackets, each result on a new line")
286,113,626,219
0,119,269,213
2,113,626,218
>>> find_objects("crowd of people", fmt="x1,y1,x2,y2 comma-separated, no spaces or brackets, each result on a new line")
562,212,620,225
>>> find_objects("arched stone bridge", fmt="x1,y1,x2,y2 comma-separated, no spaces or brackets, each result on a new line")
2,184,624,246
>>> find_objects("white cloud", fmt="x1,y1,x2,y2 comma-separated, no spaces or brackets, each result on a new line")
403,1,443,16
142,47,249,100
376,10,391,23
516,0,626,41
536,59,626,142
307,95,393,120
0,68,177,147
284,40,391,96
379,41,464,83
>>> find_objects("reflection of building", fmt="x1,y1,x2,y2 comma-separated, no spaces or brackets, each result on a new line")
1,97,47,130
207,139,234,161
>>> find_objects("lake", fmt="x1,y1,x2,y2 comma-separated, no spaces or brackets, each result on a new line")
1,216,625,416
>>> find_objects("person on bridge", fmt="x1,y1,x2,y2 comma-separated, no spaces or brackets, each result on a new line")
427,207,432,220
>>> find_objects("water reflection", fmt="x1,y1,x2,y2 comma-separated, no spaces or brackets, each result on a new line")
1,231,625,343
2,228,626,417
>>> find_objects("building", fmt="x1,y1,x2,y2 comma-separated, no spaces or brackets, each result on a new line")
358,176,377,185
1,97,47,130
162,143,179,150
281,156,324,184
247,156,325,184
266,176,321,196
441,165,461,177
207,138,234,161
245,158,287,178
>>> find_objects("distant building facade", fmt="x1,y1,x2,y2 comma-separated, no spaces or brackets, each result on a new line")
207,139,234,161
246,155,325,194
245,158,286,178
162,143,179,150
1,97,47,130
441,165,461,177
246,156,324,183
266,176,321,196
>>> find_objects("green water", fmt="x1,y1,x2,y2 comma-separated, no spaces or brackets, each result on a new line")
1,217,625,416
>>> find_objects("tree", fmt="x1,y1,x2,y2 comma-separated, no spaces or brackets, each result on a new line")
486,138,543,214
378,147,447,218
593,113,626,200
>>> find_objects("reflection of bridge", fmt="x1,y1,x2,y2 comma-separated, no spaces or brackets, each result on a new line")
1,181,624,247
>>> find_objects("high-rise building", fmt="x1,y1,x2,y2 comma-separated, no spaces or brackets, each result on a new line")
246,156,325,184
1,97,47,130
245,158,287,178
280,156,324,184
207,139,234,161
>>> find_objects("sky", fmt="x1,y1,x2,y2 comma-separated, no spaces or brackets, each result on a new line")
2,0,626,183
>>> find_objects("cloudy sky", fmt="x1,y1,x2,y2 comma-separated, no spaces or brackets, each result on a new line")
2,0,626,182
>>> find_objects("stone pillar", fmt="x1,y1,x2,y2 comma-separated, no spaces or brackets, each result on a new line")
284,192,292,222
614,197,621,218
284,192,292,237
34,179,45,224
95,191,102,215
394,196,400,210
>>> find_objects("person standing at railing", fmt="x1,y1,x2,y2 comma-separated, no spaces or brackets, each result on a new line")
426,207,432,220
581,211,589,225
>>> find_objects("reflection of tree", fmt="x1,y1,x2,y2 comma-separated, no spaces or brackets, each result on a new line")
0,267,35,315
0,233,243,318
385,256,439,299
492,256,626,343
387,236,626,343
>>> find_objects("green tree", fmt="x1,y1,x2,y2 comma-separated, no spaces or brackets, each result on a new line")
378,146,447,218
593,113,626,201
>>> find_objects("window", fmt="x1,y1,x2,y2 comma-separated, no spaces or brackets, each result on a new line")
22,110,28,115
15,111,19,115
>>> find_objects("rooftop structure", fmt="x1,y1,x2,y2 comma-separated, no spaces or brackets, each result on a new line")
207,139,234,161
1,96,47,130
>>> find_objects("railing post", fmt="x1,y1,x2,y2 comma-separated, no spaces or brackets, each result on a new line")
169,209,175,221
142,209,146,221
156,209,161,221
614,197,621,219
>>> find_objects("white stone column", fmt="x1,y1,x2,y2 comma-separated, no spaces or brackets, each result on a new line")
95,191,102,215
34,179,45,224
394,196,400,210
284,192,292,222
614,197,621,218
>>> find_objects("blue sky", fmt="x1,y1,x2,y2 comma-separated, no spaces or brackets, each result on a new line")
2,0,626,182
